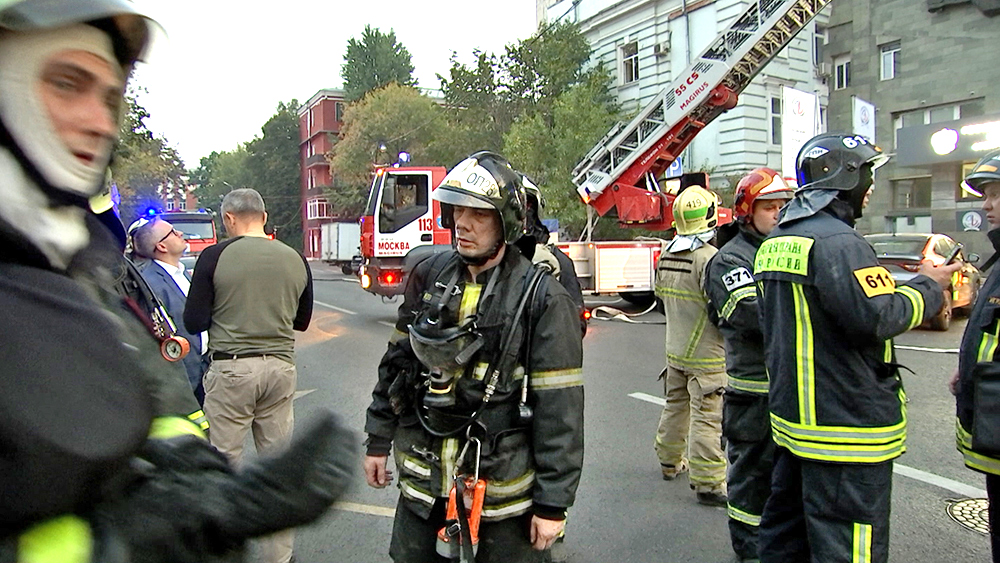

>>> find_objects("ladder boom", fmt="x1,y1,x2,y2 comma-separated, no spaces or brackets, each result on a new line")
573,0,832,229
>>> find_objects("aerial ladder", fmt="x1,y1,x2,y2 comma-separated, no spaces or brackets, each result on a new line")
572,0,833,231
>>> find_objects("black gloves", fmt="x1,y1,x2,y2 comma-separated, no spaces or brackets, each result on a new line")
97,411,357,563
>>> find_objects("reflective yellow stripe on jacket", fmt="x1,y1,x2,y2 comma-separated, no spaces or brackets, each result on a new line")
792,283,817,425
728,375,769,394
956,417,1000,475
771,412,906,463
148,415,207,440
19,515,92,563
895,285,925,330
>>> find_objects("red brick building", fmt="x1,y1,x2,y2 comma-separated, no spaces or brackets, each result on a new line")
298,88,347,259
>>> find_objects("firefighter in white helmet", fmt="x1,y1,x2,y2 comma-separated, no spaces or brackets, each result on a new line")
653,184,728,506
704,168,793,561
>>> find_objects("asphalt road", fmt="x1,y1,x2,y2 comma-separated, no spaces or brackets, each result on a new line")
271,262,992,562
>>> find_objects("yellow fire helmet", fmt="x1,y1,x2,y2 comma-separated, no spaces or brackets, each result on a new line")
671,185,719,236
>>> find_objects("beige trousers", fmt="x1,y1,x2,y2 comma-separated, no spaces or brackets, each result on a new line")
204,355,297,563
654,365,727,492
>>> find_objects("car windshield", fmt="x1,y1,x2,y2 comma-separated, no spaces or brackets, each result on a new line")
169,220,215,240
868,237,927,256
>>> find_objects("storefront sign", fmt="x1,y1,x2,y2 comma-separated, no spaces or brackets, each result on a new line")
957,209,985,232
781,86,817,177
898,113,1000,166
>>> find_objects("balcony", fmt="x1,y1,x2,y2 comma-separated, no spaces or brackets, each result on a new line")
306,154,329,168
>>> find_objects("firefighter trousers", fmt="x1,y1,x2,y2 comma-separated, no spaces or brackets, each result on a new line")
987,473,1000,562
724,395,775,560
758,447,892,563
389,496,552,563
655,365,727,491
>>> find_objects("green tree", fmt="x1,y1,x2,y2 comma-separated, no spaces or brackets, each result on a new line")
503,68,620,239
111,85,186,224
190,146,251,233
245,101,303,250
341,25,416,102
329,84,462,218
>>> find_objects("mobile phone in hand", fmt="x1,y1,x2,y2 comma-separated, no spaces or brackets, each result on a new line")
944,243,963,265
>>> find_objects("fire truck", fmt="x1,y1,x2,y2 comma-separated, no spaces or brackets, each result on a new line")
161,210,218,255
358,166,450,297
359,0,831,298
567,0,831,299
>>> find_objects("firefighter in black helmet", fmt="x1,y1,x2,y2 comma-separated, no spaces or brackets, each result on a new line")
755,133,960,563
364,151,584,563
0,2,355,561
953,149,1000,562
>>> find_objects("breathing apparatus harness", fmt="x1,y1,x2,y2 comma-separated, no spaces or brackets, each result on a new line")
407,251,552,562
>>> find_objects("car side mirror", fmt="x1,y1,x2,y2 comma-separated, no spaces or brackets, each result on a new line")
969,253,981,264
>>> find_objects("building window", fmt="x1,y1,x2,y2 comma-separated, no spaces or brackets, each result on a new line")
819,105,828,134
813,26,827,66
770,96,782,145
335,102,345,122
621,41,639,84
307,198,331,220
165,198,174,211
834,55,851,90
893,103,967,146
892,177,932,209
307,171,316,189
880,41,900,81
178,198,187,211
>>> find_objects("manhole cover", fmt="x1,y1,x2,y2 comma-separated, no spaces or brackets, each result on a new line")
947,498,990,534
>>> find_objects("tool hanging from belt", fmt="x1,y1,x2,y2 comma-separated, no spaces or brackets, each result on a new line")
436,432,486,562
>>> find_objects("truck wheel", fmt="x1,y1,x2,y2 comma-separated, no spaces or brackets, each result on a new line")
341,264,353,275
929,291,952,331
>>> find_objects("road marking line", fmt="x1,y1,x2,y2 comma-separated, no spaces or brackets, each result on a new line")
628,392,987,498
895,345,959,354
315,300,357,315
333,501,395,518
892,464,986,498
293,389,316,400
378,321,395,328
629,392,665,406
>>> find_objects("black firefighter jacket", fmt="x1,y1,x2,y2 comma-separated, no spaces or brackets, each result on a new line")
956,228,1000,475
365,246,584,522
755,203,943,465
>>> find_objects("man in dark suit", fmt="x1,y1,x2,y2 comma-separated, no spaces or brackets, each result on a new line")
133,217,209,404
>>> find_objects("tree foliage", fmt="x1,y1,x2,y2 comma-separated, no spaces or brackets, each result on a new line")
111,85,186,224
191,101,303,250
341,25,416,102
329,83,463,218
439,22,620,238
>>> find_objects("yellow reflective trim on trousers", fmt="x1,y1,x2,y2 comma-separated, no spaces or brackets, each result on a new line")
792,283,816,425
655,286,705,301
956,418,1000,475
727,504,762,526
486,470,536,497
853,522,872,563
530,368,584,390
721,286,757,320
19,515,92,563
770,413,905,444
754,236,814,275
977,322,1000,362
728,375,769,394
148,416,206,440
188,409,210,431
895,285,924,330
459,283,482,325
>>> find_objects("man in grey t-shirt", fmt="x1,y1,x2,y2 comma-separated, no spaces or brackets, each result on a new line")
185,188,313,563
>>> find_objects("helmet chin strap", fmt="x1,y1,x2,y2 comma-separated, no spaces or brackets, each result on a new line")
458,239,504,266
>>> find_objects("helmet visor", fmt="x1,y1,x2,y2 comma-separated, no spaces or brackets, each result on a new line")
433,185,495,210
868,153,890,172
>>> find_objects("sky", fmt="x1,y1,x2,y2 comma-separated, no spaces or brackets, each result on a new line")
131,0,540,169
